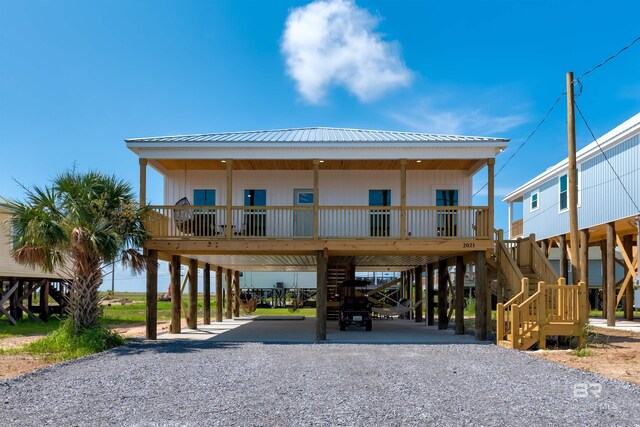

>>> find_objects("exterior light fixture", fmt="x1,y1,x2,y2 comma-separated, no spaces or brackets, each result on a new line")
221,160,226,163
319,160,324,163
416,160,422,163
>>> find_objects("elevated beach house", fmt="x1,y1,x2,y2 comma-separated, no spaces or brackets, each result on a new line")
126,127,508,340
503,113,640,326
0,207,68,324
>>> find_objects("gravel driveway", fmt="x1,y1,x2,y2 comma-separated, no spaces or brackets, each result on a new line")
1,340,639,426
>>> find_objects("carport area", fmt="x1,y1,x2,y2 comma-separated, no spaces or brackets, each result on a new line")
157,317,479,344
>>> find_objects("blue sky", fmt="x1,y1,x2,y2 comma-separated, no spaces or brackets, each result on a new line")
1,1,639,291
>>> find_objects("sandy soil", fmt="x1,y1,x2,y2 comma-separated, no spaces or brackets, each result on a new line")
533,327,640,386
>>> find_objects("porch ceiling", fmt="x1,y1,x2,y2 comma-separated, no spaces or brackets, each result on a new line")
154,158,481,171
162,253,444,272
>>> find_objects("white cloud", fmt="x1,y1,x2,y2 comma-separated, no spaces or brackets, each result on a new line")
389,96,529,136
281,0,412,104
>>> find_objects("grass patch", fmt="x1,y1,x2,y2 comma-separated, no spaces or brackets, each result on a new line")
25,320,125,361
250,308,316,317
0,317,63,339
570,347,594,357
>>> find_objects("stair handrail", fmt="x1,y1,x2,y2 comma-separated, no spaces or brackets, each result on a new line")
496,238,524,298
527,234,560,285
507,280,546,349
496,277,529,342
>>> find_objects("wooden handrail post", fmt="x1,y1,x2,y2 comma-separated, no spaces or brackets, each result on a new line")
226,160,233,239
511,304,520,349
496,303,504,342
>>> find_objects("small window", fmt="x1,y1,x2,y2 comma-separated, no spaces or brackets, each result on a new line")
559,174,568,212
244,189,266,206
194,189,215,206
436,189,458,207
530,191,539,211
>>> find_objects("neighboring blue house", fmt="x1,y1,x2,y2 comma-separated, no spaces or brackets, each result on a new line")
503,113,640,323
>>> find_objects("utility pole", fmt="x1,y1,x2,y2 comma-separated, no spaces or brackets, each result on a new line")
111,262,116,293
566,72,580,283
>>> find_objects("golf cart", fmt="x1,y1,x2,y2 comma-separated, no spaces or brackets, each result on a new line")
338,279,373,331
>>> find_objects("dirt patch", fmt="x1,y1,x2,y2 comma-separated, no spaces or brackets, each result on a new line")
533,327,640,386
0,354,54,380
100,298,135,306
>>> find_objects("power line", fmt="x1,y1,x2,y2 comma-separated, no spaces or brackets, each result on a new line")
475,34,640,198
473,93,565,197
574,101,640,213
574,35,640,82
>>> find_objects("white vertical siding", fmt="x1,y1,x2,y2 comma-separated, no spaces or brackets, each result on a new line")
523,134,640,239
163,170,472,207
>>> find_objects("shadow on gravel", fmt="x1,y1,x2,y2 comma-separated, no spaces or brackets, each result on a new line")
113,339,244,356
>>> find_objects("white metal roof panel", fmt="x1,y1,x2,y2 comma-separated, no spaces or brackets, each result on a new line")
126,127,509,145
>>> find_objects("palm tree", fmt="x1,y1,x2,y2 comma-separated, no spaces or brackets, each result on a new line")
1,170,149,333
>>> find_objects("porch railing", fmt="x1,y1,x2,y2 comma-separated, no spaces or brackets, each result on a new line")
144,205,490,240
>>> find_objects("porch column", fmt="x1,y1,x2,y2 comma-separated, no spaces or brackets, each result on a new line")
145,249,158,340
188,258,198,329
226,160,233,239
234,270,240,317
427,264,435,326
455,256,466,335
475,251,488,340
559,235,568,280
487,158,495,231
316,250,328,341
414,265,423,322
438,259,448,330
170,255,181,333
225,269,233,319
507,201,513,238
203,263,211,325
216,266,223,322
139,158,147,206
623,234,634,320
400,159,407,239
606,222,616,326
313,159,319,239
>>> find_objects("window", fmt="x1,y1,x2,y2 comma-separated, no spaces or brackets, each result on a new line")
369,190,391,237
369,189,391,207
193,189,215,206
559,174,568,211
244,189,266,206
436,189,458,237
530,191,539,211
436,189,458,207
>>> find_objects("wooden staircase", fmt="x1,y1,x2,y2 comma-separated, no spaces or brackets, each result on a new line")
496,278,588,350
327,262,348,320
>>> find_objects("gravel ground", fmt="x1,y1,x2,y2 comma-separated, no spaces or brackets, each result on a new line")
1,340,639,426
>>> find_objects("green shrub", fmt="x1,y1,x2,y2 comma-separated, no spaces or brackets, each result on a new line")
464,298,476,316
26,319,124,360
570,347,594,357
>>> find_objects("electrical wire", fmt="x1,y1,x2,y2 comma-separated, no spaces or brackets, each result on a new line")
574,35,640,82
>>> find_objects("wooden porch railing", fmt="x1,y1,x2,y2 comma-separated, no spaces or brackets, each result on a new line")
144,205,491,240
510,218,523,238
497,278,588,350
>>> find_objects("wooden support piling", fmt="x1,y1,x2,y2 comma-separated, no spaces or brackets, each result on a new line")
414,265,423,322
559,234,568,280
606,222,616,326
427,264,435,326
455,256,465,335
316,250,328,341
475,251,488,340
225,269,233,319
40,279,49,322
203,263,211,324
215,266,223,322
188,258,198,329
145,249,158,340
623,234,634,320
234,270,240,317
579,229,589,288
170,255,181,333
438,259,448,330
600,240,608,317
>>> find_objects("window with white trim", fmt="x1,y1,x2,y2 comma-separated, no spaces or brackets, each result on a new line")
530,191,539,212
559,174,568,212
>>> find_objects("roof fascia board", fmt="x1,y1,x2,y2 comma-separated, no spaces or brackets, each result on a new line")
503,113,640,202
127,145,505,161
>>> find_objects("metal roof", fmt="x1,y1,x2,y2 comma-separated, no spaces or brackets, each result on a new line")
126,127,509,144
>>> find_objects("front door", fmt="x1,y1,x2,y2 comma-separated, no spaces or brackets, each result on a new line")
436,189,458,237
369,189,391,237
294,189,314,237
